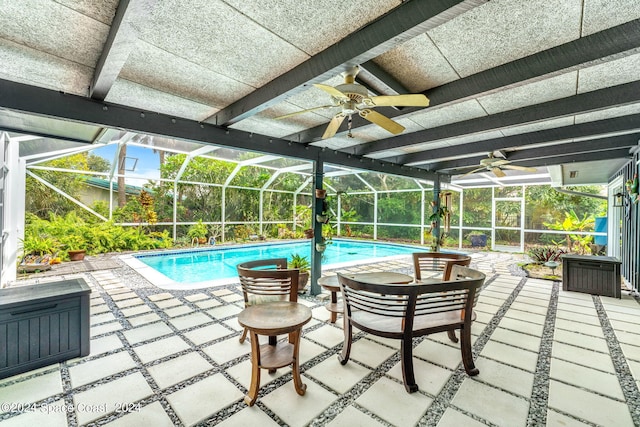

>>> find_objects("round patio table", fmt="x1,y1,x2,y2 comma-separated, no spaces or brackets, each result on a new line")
237,301,312,406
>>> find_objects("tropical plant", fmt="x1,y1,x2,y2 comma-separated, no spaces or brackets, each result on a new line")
288,253,310,272
544,210,595,254
528,246,566,263
187,220,208,241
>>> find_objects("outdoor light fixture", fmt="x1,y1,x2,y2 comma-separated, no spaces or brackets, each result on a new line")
613,192,625,207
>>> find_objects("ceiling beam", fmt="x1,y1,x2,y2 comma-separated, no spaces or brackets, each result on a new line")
0,78,441,182
433,134,640,171
207,0,487,126
443,149,632,177
405,113,640,168
291,19,640,144
373,81,640,159
90,0,158,100
357,60,409,96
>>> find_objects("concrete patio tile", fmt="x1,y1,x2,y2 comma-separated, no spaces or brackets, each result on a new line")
69,351,137,387
387,358,452,396
222,317,243,332
548,380,634,426
169,312,212,330
91,311,116,325
128,312,162,327
512,295,550,307
546,409,592,427
306,356,372,394
555,309,602,326
147,352,213,389
437,408,488,427
490,328,541,352
497,317,544,336
620,342,640,362
473,357,534,398
154,298,182,309
122,321,173,344
216,406,280,427
184,293,209,302
0,371,62,408
503,308,546,325
304,324,346,349
552,328,609,352
212,289,233,296
73,372,153,425
613,329,640,347
164,305,194,317
480,340,538,372
114,297,146,309
194,298,222,309
226,358,287,390
555,301,598,315
202,337,250,364
0,399,67,426
261,377,337,427
555,318,605,338
148,292,173,301
220,293,243,303
610,318,640,334
299,338,329,364
325,406,386,426
166,373,243,426
91,304,111,315
134,336,191,363
206,304,243,319
120,304,153,317
356,376,432,427
413,340,465,370
550,358,623,399
91,321,123,337
183,323,233,345
110,292,137,301
87,334,123,356
551,342,615,373
104,401,174,427
349,337,397,367
453,378,529,427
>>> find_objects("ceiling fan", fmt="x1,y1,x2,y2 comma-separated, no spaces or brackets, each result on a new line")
460,153,538,178
275,66,429,139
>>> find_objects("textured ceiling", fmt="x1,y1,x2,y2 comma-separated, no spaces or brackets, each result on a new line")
0,0,639,187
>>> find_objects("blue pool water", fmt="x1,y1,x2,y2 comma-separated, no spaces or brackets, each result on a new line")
135,239,424,284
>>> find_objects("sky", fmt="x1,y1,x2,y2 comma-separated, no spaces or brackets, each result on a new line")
92,144,161,185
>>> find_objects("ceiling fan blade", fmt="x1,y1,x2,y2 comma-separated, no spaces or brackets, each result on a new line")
322,114,346,139
359,109,405,134
491,167,507,178
367,94,430,107
274,105,336,120
313,83,349,100
502,164,538,173
459,166,487,178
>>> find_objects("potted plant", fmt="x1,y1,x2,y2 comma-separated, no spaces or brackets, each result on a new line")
303,228,314,239
58,233,87,261
187,220,208,244
315,188,327,199
288,253,310,292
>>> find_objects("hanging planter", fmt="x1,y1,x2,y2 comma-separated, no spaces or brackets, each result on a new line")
315,189,327,199
316,242,327,252
316,214,329,224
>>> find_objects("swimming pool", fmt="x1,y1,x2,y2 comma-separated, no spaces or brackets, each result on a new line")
126,239,426,289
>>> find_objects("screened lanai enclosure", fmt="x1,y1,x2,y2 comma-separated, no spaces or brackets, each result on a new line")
6,130,613,281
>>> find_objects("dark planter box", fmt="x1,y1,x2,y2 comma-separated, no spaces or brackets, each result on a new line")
562,255,621,299
0,278,91,379
469,234,487,247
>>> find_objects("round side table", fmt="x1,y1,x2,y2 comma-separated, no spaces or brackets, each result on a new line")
237,301,312,406
318,276,342,323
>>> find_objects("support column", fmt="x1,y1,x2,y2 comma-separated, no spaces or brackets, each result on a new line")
432,175,441,251
310,158,324,296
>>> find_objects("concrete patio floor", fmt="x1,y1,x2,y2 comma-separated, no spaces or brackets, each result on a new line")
1,251,639,426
